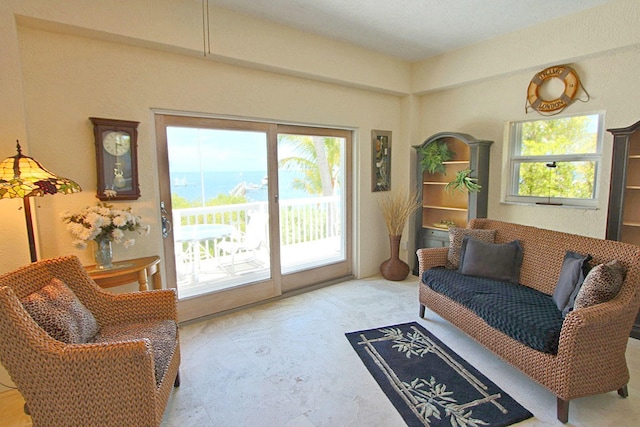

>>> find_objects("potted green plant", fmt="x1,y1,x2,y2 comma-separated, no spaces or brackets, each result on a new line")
417,140,454,174
445,169,481,193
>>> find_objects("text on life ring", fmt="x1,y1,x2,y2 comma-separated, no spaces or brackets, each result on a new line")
527,66,579,113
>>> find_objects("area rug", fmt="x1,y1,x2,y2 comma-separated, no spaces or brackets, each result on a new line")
346,322,533,427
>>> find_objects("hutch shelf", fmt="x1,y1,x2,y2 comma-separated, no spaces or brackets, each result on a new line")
605,119,640,339
413,132,492,274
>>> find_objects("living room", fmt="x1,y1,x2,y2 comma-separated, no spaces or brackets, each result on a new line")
1,0,639,425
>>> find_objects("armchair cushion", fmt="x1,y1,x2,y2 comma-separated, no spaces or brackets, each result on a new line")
93,319,178,386
20,278,98,344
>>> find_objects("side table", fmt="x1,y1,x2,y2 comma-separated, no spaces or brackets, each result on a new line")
86,255,162,291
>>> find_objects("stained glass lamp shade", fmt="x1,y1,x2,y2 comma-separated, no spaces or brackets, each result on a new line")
0,141,81,262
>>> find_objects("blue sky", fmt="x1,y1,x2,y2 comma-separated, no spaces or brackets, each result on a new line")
167,127,269,173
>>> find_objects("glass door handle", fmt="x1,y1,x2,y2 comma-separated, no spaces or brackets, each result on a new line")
160,201,172,238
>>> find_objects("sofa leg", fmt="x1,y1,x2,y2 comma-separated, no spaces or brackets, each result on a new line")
557,398,569,423
419,304,425,318
174,370,181,387
618,385,628,398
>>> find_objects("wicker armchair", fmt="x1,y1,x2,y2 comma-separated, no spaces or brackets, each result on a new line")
0,255,180,427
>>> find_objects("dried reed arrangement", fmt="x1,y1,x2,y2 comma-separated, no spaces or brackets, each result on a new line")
378,190,421,236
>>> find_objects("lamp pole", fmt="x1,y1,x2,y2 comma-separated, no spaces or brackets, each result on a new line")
23,197,37,262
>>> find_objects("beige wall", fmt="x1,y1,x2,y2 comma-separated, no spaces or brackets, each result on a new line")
0,0,411,275
17,22,406,271
415,0,640,236
1,0,639,391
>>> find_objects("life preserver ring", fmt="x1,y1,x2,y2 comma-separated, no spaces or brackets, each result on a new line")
527,65,580,114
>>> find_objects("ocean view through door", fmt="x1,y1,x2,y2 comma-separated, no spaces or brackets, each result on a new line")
167,125,272,298
155,115,352,319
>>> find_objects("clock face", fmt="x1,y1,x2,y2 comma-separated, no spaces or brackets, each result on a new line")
102,131,131,156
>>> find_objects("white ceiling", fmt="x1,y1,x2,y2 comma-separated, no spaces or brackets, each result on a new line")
210,0,613,61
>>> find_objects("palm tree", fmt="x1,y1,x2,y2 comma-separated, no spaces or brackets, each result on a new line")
278,135,342,196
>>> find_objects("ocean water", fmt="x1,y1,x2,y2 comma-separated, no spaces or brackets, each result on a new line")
170,170,312,204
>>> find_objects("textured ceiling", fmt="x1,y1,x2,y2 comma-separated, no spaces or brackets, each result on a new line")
209,0,613,61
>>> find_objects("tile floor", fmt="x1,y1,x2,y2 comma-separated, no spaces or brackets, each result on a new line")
1,275,639,426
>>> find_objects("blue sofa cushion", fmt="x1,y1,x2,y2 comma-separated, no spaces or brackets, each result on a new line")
422,267,563,354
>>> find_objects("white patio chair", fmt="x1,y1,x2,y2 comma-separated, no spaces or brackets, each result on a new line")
218,211,267,274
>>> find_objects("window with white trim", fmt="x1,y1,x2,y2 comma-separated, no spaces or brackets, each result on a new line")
506,112,603,207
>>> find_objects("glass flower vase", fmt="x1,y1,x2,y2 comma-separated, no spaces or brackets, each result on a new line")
94,238,113,269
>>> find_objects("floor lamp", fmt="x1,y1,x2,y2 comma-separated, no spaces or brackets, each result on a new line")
0,140,82,262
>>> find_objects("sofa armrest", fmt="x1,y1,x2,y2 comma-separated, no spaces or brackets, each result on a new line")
416,247,448,276
556,297,635,390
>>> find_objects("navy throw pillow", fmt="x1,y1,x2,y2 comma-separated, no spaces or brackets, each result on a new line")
552,251,592,316
458,236,524,284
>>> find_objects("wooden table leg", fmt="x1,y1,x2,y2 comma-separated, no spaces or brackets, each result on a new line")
137,269,149,291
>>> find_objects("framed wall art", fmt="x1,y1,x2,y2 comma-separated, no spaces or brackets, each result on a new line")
90,117,141,201
372,130,391,192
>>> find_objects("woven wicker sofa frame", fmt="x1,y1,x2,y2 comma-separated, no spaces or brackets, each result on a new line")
417,219,640,424
0,255,181,427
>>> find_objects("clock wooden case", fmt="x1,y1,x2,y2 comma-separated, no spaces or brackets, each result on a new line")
90,117,140,201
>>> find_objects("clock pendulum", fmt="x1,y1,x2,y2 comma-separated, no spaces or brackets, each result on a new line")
112,134,127,188
113,160,126,188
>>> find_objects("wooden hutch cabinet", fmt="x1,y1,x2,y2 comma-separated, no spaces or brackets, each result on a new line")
413,132,492,274
605,119,640,339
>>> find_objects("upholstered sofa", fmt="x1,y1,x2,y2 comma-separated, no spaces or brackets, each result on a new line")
417,219,640,423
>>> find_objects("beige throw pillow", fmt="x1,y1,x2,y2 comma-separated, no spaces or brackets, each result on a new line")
573,260,626,311
446,227,497,269
21,278,99,344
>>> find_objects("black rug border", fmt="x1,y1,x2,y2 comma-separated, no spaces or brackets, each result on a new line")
346,321,533,427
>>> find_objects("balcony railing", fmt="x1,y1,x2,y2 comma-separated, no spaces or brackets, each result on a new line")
171,196,342,292
173,196,341,244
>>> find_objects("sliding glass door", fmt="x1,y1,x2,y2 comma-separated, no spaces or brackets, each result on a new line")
155,115,351,319
166,126,272,298
276,126,350,291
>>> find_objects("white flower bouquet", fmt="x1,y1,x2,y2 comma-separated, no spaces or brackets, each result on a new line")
61,203,150,250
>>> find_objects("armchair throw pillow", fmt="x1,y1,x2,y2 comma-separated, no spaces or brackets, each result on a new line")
21,278,99,344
